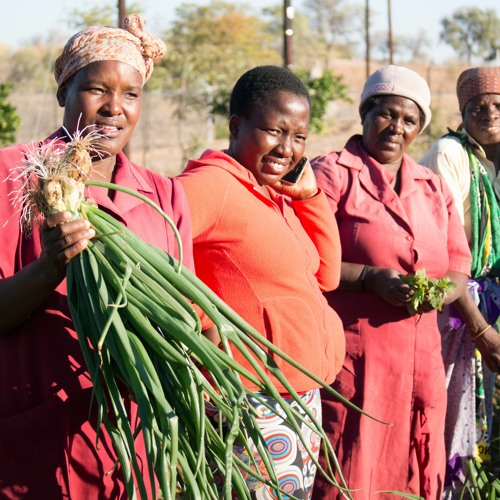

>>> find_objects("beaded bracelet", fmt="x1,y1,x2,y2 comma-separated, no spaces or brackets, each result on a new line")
472,324,492,341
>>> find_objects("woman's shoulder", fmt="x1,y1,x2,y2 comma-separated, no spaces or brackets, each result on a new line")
0,143,34,195
125,157,176,187
420,131,468,163
419,132,471,179
311,151,342,177
178,150,244,195
407,154,457,201
123,158,188,210
312,136,361,169
408,154,444,180
0,142,30,164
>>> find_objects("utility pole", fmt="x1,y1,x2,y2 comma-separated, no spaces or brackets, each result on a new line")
283,0,294,69
118,0,126,28
117,0,130,157
387,0,393,64
365,0,370,79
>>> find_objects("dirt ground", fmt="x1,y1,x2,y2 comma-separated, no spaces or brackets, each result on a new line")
10,58,469,177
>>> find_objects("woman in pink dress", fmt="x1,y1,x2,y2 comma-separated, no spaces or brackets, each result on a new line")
0,16,207,499
312,65,472,499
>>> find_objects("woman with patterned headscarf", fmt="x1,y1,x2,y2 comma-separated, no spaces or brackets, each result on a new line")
0,15,211,498
420,66,500,497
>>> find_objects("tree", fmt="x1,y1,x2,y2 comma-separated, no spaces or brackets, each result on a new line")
401,31,431,63
261,4,325,71
302,0,362,66
163,2,278,91
371,30,430,63
296,70,351,133
440,7,500,64
7,44,55,91
158,2,280,159
67,2,143,29
0,82,21,146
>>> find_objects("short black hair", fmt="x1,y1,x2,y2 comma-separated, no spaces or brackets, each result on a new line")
229,65,310,118
360,95,426,131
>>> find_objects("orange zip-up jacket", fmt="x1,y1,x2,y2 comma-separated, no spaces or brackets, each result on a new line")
178,149,345,393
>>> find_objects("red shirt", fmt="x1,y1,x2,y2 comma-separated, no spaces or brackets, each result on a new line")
178,149,345,393
0,132,197,499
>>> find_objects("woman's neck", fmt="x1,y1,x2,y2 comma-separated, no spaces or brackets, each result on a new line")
494,144,500,174
382,164,402,194
89,155,116,183
87,155,117,199
483,143,499,167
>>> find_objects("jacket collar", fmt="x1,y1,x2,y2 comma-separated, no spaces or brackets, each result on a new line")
184,149,280,207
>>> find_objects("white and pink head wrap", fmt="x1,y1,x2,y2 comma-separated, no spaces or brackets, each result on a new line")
54,14,166,89
359,65,432,132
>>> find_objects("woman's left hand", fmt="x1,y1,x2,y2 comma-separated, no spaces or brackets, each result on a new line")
272,161,319,200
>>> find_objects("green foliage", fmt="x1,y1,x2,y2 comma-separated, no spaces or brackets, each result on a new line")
210,88,231,119
302,0,361,62
67,2,144,29
297,70,352,133
7,45,55,91
260,5,330,69
304,0,352,43
463,457,500,498
160,1,279,92
0,82,20,147
400,268,456,315
440,8,500,64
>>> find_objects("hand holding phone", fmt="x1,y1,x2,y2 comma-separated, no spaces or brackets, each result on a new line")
281,157,307,185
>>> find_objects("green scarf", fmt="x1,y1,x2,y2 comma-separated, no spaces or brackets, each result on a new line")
446,129,500,278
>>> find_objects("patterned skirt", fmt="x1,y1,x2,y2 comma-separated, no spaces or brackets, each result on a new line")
207,388,322,499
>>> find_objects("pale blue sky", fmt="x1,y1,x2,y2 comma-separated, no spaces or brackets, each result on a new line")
2,0,499,64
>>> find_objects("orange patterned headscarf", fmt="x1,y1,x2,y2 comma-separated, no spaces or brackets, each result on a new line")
456,66,500,112
54,14,166,88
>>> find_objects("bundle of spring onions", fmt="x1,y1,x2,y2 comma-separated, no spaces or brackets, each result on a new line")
11,132,376,500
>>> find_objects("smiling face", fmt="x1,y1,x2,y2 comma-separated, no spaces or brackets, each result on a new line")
462,94,500,148
361,95,421,168
228,90,310,186
58,60,142,160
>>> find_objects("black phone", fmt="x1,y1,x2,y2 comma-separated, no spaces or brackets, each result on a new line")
281,157,308,185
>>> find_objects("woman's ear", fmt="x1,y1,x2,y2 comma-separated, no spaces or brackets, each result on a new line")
56,85,67,107
228,114,241,139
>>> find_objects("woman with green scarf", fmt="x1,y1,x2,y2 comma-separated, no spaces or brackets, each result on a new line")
420,65,500,498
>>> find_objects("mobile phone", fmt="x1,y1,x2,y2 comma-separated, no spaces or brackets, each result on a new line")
281,157,308,185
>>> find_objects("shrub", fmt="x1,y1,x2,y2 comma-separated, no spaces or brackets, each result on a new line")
0,82,21,147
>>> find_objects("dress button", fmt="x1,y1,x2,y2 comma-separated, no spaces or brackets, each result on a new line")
406,235,413,242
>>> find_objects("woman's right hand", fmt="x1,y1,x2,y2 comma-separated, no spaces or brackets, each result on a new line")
40,211,95,284
364,266,414,308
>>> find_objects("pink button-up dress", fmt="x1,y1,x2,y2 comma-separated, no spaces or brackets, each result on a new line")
311,135,471,499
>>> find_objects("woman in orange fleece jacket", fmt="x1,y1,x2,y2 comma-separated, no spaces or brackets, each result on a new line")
177,65,345,499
